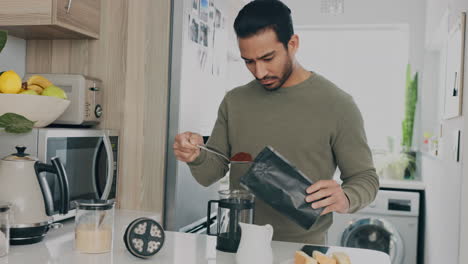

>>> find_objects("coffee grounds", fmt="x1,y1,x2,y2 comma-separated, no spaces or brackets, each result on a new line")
230,152,253,162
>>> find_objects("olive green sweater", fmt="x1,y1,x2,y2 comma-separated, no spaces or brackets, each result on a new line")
188,73,379,244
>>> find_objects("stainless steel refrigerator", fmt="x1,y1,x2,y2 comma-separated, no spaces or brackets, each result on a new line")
165,0,250,232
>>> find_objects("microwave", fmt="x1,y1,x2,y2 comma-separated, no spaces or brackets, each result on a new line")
0,128,118,221
23,73,103,126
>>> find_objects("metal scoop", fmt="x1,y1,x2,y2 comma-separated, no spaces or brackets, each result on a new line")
197,145,252,164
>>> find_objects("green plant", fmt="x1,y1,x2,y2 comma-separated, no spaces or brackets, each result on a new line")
402,64,418,151
0,113,35,133
0,30,7,54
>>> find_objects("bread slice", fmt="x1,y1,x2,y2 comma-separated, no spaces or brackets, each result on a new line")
312,250,336,264
331,252,351,264
295,251,318,264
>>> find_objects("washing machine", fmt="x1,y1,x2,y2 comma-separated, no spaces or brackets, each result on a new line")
327,190,420,264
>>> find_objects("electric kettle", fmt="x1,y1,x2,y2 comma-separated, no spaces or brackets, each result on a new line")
0,146,69,245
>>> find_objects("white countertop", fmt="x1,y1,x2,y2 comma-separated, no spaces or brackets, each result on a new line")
379,179,425,190
1,210,391,264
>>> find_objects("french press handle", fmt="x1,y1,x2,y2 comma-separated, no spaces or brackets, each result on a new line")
207,200,219,236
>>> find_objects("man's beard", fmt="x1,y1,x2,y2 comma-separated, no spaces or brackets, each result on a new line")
258,58,294,92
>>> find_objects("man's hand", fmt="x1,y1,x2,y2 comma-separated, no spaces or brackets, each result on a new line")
173,132,204,163
305,180,350,216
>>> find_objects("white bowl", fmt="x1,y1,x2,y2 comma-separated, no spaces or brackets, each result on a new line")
0,94,70,128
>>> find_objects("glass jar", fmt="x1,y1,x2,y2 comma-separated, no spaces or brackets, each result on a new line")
0,202,10,257
74,200,115,254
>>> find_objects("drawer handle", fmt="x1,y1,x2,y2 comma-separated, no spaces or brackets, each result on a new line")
66,0,73,14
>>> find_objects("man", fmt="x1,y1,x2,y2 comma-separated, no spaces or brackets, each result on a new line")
173,0,379,244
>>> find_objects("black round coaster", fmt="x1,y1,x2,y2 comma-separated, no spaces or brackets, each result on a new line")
123,217,165,259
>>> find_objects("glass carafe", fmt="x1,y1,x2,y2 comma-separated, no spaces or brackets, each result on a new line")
207,190,254,252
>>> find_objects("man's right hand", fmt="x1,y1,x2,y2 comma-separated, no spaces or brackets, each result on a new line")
173,132,204,163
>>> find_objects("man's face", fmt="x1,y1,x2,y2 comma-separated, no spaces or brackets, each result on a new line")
238,29,294,91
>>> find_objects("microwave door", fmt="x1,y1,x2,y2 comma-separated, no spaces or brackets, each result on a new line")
94,134,114,200
46,136,101,213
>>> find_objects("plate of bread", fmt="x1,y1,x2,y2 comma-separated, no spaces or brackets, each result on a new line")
282,250,351,264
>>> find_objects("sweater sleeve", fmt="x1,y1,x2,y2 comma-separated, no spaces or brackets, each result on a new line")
331,96,379,213
187,95,231,187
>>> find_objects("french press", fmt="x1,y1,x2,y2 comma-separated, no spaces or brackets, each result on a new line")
207,190,255,252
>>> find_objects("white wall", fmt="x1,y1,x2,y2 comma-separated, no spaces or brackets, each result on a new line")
283,0,426,157
0,35,26,78
282,0,426,72
295,26,409,151
421,0,468,264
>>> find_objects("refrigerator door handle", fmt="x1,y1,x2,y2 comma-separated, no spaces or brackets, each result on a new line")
100,134,114,200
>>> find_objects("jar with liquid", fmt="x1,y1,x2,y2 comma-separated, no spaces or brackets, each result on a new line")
0,202,10,257
74,200,115,254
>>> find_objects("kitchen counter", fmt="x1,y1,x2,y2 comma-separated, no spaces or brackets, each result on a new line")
379,178,425,190
1,209,390,264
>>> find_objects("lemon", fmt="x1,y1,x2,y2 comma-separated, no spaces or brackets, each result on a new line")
0,70,22,94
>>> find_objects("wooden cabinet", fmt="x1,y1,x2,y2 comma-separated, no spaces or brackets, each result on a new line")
25,0,172,213
0,0,100,39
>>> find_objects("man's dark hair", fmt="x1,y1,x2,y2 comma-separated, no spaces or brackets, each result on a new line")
234,0,294,48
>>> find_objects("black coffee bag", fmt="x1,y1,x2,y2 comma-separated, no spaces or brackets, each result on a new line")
240,146,323,230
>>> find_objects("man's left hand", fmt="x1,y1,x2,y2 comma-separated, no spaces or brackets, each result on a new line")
305,180,350,216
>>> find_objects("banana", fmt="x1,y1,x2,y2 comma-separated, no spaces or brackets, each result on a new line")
27,84,44,94
27,75,53,89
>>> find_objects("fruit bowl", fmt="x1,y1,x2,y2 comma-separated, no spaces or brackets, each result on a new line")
0,94,70,128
